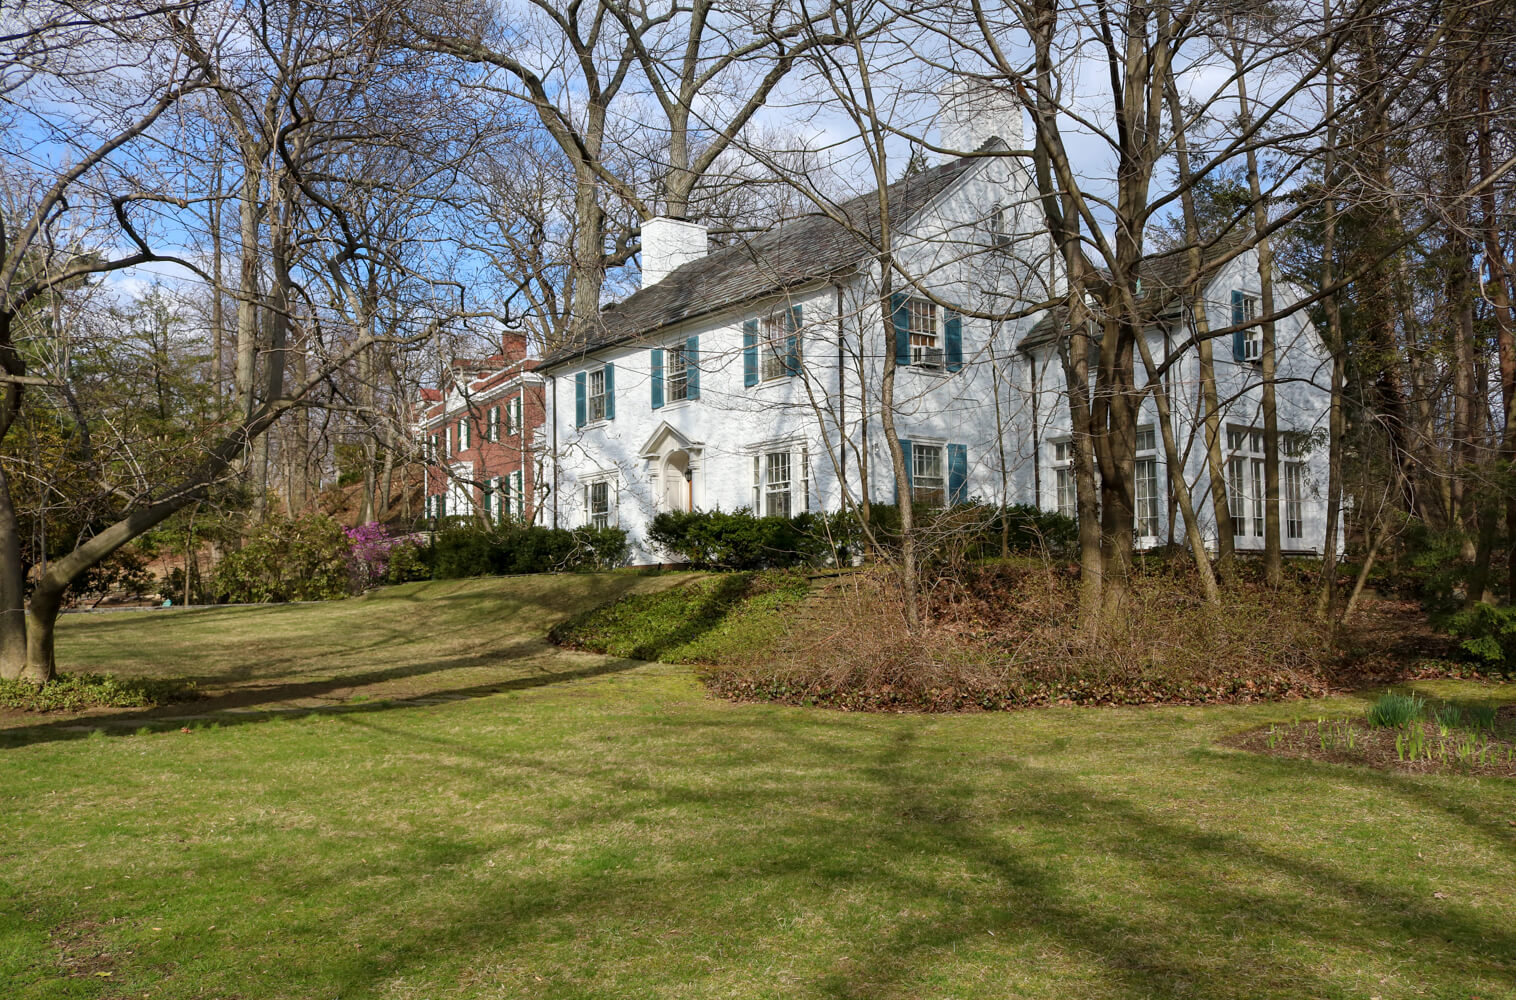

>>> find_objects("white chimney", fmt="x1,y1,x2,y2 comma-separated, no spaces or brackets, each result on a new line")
640,216,708,288
939,77,1023,155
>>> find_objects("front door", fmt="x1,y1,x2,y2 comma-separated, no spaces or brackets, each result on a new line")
662,450,690,512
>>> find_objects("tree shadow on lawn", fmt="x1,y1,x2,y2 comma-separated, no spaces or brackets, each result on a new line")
1195,742,1516,862
816,728,1516,999
254,713,1516,1000
57,573,661,687
0,646,653,750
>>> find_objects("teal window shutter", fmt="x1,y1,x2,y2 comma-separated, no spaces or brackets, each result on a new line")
786,305,802,377
944,310,963,372
574,371,587,427
894,437,913,503
685,335,700,399
1231,290,1246,361
948,444,968,505
602,363,615,419
651,348,664,409
743,319,758,387
891,293,910,366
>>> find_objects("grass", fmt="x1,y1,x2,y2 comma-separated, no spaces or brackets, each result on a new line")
550,569,810,664
0,573,1512,998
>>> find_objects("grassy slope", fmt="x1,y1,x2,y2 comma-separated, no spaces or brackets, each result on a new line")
0,575,1511,999
550,570,810,664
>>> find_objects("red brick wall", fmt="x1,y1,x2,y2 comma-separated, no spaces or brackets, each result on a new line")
422,378,546,524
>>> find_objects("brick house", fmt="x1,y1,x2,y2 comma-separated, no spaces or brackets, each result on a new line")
419,333,547,525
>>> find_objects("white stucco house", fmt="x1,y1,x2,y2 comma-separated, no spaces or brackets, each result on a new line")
537,94,1332,564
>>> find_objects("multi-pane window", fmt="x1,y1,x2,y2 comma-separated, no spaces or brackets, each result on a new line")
761,452,791,517
1284,462,1305,540
587,481,610,530
1134,426,1159,539
751,448,809,517
506,396,523,436
428,434,440,461
988,206,1014,248
587,368,607,422
906,298,940,368
761,312,797,381
912,443,946,506
458,417,471,451
1227,426,1266,538
1239,293,1262,362
667,346,689,402
1051,440,1076,517
487,407,500,443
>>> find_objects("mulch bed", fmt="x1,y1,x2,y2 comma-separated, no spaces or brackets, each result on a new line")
1224,714,1516,777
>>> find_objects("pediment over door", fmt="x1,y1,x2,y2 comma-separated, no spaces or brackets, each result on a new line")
638,421,703,461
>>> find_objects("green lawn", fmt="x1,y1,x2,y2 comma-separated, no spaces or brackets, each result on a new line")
2,574,1514,999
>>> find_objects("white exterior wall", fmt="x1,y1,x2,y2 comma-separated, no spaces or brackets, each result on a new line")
1024,254,1333,554
546,149,1333,563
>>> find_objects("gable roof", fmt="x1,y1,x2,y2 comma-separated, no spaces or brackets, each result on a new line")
1018,226,1254,351
540,149,990,369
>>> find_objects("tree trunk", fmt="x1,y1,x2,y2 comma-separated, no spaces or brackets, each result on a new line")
1234,47,1283,585
0,462,29,680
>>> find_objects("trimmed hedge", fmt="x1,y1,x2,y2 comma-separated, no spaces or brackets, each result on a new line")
647,503,1076,570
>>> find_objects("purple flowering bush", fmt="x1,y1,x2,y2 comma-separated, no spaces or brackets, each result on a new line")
344,521,405,590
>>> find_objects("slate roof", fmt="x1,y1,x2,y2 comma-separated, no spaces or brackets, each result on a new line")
1018,226,1253,351
539,150,986,369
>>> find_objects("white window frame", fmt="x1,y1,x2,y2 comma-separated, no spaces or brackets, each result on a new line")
911,442,946,506
760,312,796,382
1241,294,1263,362
1050,439,1076,518
666,344,690,402
587,369,607,423
749,442,810,518
906,297,941,369
583,477,615,530
507,396,523,436
988,206,1014,248
1284,461,1305,541
1226,426,1266,539
1134,425,1159,540
458,416,471,451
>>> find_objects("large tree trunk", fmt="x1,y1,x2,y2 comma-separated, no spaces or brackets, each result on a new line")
0,462,30,680
1234,46,1284,585
1134,331,1220,602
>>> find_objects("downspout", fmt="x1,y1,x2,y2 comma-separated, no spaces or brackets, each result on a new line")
836,282,846,495
551,373,559,529
1030,352,1041,504
518,374,526,522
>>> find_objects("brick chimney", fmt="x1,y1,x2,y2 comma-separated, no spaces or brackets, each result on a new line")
501,330,528,362
939,78,1024,154
641,216,707,289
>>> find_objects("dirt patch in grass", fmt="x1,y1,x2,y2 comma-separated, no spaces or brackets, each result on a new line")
1225,717,1516,777
51,916,126,980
